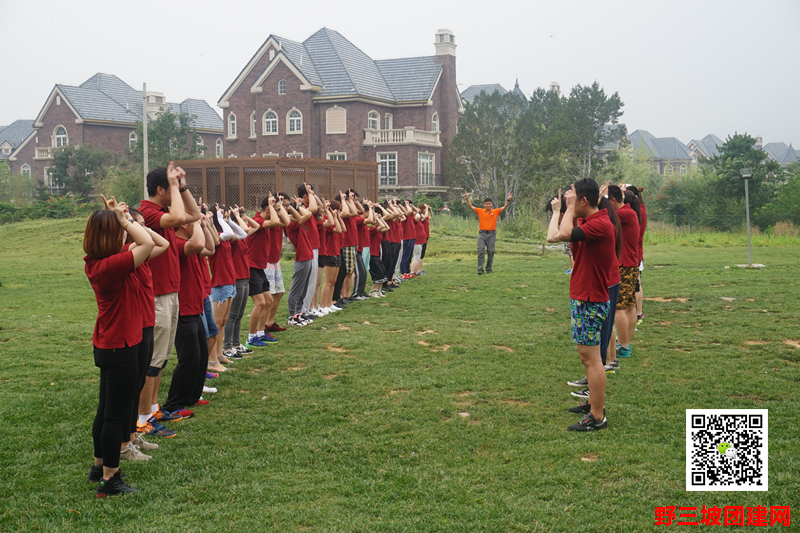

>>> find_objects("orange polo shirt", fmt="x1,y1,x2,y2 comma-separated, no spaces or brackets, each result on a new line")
477,208,500,231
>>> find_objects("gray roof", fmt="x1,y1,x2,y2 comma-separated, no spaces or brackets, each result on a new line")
0,119,35,151
762,142,798,165
689,134,724,159
460,84,507,104
629,130,691,160
598,124,626,151
375,56,442,102
54,73,222,130
511,79,525,99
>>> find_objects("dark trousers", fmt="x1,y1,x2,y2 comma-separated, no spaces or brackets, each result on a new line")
92,343,139,469
287,259,314,316
223,278,250,349
354,251,367,295
163,315,209,412
333,249,349,301
400,238,416,274
381,241,393,287
477,231,496,272
600,283,621,365
130,327,154,434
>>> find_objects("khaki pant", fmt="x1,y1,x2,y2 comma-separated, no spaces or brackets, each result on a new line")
151,292,179,369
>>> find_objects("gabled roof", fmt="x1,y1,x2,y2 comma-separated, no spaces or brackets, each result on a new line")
598,124,627,151
460,84,507,104
688,134,724,159
36,73,222,131
375,56,442,102
762,142,798,165
629,130,691,160
0,120,35,149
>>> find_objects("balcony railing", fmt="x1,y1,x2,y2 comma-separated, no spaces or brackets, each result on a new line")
364,127,441,147
35,147,54,160
416,173,444,187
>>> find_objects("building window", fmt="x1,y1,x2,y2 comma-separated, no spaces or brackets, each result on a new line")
56,96,61,105
665,164,674,175
1,147,10,155
269,49,275,60
263,152,279,157
129,132,137,150
21,164,31,178
326,106,347,134
54,126,68,147
418,153,434,185
432,112,439,132
368,111,379,130
384,113,393,130
378,152,397,186
286,152,303,158
287,109,302,134
327,152,346,160
197,138,205,156
263,110,278,134
228,113,237,138
45,167,62,195
278,79,286,95
680,164,687,175
250,112,257,138
216,138,223,158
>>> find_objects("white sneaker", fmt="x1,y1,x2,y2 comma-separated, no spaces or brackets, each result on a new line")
120,442,151,461
369,290,381,299
203,385,218,394
326,306,340,313
316,307,329,316
288,315,307,327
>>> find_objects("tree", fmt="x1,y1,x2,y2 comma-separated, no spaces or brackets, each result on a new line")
130,107,205,168
92,160,144,207
50,144,116,199
760,162,800,220
707,133,782,211
0,162,35,205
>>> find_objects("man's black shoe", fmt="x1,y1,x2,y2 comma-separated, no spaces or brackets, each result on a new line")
568,401,591,414
567,412,608,432
96,471,138,497
477,271,483,275
88,465,127,483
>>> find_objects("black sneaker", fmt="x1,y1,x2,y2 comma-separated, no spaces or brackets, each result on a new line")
567,412,608,431
96,471,138,497
300,313,315,322
567,377,588,387
235,344,254,356
571,388,590,399
341,297,353,304
608,360,620,370
477,271,484,275
568,401,591,414
384,287,395,293
334,300,348,308
225,348,244,360
88,465,128,483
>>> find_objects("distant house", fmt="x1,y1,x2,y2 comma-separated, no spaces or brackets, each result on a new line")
762,141,798,166
460,84,507,105
31,73,222,193
0,120,36,178
629,129,693,175
217,28,461,196
687,134,724,161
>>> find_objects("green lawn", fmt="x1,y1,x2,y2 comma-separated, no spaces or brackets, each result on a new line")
0,217,798,532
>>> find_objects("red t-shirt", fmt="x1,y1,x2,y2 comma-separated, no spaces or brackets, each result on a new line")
209,239,236,287
131,251,155,329
368,226,382,256
285,221,313,262
200,256,211,296
175,236,205,316
304,216,320,250
334,225,345,253
355,215,368,252
230,240,250,280
638,205,647,263
617,204,641,268
570,209,617,303
414,219,427,245
85,251,143,349
321,224,336,257
403,215,416,241
139,199,179,296
343,216,359,247
267,226,283,264
245,213,270,269
423,218,430,239
389,220,401,244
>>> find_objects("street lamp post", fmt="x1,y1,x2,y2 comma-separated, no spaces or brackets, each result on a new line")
740,167,753,265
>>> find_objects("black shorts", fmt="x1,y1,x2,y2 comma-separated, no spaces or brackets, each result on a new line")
420,243,427,259
319,255,341,268
248,267,270,296
370,255,388,284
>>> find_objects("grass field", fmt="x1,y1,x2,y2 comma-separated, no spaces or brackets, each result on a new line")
0,216,798,532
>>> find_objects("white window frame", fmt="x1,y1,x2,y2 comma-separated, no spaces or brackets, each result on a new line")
197,138,205,156
327,152,346,160
269,49,275,60
45,166,62,195
418,152,435,186
378,152,398,186
216,138,223,158
384,113,393,130
263,110,278,135
129,131,137,150
680,164,687,175
665,164,674,175
21,164,31,178
326,106,347,134
227,113,237,139
1,146,10,155
250,111,257,139
431,112,439,132
368,111,380,130
54,125,68,148
278,79,286,95
56,96,61,105
286,152,303,158
263,152,279,157
287,109,303,134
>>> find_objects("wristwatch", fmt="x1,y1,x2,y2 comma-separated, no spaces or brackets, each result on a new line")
179,186,187,193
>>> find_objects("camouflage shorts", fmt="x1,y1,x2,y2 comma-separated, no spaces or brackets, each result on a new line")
617,266,638,309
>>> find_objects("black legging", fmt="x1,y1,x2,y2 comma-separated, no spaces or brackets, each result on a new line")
163,315,209,413
92,343,139,469
130,327,154,434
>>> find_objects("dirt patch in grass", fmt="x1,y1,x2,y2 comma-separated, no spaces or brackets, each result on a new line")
746,298,756,302
710,284,725,287
458,412,470,418
324,374,338,380
545,307,557,312
389,389,410,396
498,399,531,406
326,344,350,354
456,391,472,397
417,329,436,335
384,329,405,333
460,320,477,323
282,364,305,373
337,324,351,331
783,339,800,349
493,345,514,352
418,340,431,346
744,340,768,346
431,344,452,352
362,321,375,325
237,390,251,394
646,297,688,303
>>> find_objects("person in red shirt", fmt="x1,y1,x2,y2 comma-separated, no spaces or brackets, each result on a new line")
284,196,314,326
332,190,359,306
208,205,238,370
626,185,647,321
547,179,616,431
606,185,641,359
398,199,419,279
264,196,291,332
366,203,390,297
83,201,154,496
380,201,403,291
411,204,432,275
317,199,345,312
298,184,321,316
223,207,260,358
137,164,201,432
464,192,512,274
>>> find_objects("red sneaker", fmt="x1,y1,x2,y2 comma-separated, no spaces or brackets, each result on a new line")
193,400,210,406
266,323,287,332
174,408,195,419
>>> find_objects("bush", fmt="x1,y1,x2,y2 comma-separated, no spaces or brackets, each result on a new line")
0,195,98,224
773,220,799,237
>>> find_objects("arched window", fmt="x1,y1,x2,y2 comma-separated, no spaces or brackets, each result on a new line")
197,138,205,156
431,112,439,132
680,164,687,175
250,111,257,137
278,79,286,95
288,109,302,134
54,126,68,147
216,138,223,158
21,164,31,178
129,132,137,150
326,106,347,134
368,111,379,130
263,111,278,134
228,113,237,138
665,164,674,175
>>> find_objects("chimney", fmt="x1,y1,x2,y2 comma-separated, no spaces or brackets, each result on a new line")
434,29,456,56
550,81,561,96
755,135,763,150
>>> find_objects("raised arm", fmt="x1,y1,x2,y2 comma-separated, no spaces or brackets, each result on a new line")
114,203,154,267
497,193,513,214
547,188,577,243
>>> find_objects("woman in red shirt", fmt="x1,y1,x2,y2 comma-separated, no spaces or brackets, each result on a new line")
84,201,154,497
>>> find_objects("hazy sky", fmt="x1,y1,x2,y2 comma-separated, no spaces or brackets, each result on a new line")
1,0,798,146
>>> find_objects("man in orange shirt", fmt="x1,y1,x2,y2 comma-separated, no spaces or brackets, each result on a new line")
464,192,512,274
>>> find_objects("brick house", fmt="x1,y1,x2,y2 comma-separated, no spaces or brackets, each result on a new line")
30,73,223,193
0,120,36,177
217,28,462,199
629,129,694,176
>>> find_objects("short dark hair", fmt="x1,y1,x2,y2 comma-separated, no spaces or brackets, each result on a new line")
573,178,600,208
599,196,622,260
83,210,124,258
483,198,493,204
607,185,623,204
297,185,308,198
278,192,290,201
146,167,168,197
260,196,271,210
329,200,341,211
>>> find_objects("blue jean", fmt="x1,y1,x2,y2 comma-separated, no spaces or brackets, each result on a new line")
201,296,219,339
400,238,416,274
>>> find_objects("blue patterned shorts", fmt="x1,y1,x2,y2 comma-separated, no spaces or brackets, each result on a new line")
570,299,610,346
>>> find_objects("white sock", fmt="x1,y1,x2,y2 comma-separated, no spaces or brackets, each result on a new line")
138,414,150,425
150,404,158,414
256,330,265,337
248,333,257,341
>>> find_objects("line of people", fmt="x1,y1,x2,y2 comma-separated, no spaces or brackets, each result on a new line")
546,178,647,431
82,164,433,496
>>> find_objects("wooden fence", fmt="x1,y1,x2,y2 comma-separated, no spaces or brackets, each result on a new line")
172,157,379,209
